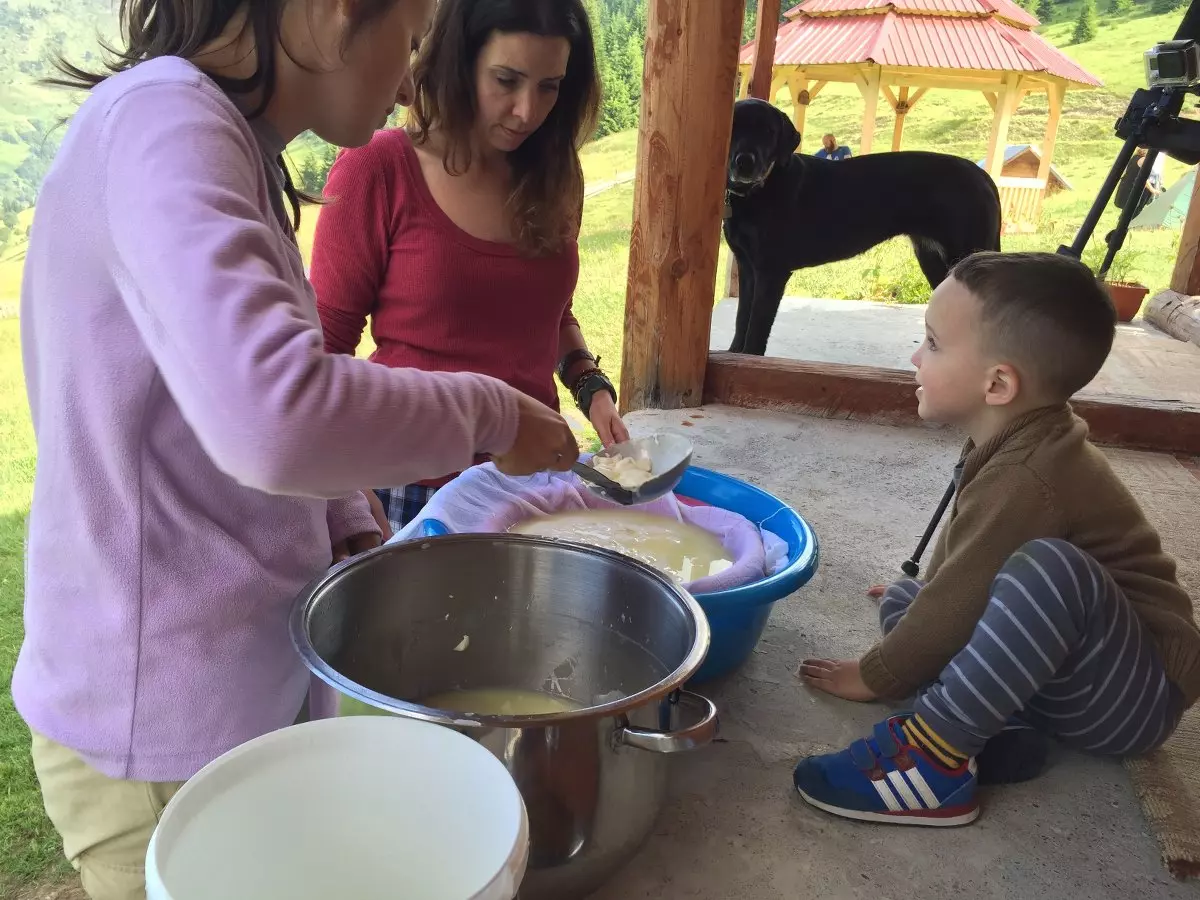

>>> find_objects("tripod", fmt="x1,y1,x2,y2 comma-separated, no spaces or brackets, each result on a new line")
899,0,1200,578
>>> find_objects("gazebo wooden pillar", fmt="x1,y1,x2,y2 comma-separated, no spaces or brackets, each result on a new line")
727,0,781,301
618,0,745,411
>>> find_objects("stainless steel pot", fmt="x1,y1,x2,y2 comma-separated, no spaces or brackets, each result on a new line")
290,534,717,900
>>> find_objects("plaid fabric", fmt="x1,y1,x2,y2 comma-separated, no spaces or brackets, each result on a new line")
375,485,439,535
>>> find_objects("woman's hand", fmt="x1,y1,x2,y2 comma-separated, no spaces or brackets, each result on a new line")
798,658,878,702
493,391,579,476
363,490,393,542
332,532,382,564
588,391,629,447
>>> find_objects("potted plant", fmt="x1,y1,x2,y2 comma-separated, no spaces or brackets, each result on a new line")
1085,244,1148,322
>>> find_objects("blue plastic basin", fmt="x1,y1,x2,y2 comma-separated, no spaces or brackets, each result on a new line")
671,467,819,681
419,466,819,683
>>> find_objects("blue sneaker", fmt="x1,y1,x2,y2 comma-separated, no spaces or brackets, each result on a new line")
793,715,979,826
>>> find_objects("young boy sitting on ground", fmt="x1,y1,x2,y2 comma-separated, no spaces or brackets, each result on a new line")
793,251,1200,826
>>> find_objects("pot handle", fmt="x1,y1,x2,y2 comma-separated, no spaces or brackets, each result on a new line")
616,691,718,753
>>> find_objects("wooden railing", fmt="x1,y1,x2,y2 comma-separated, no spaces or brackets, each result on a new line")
996,176,1047,234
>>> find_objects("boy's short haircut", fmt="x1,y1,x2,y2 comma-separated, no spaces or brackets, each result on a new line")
949,251,1116,401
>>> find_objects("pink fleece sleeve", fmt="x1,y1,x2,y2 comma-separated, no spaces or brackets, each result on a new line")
327,493,381,545
100,81,519,499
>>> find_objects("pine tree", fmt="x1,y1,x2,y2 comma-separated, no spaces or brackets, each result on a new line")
1036,0,1054,24
1073,0,1098,43
1110,0,1133,14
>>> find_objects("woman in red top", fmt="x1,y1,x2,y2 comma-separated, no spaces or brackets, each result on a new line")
311,0,626,530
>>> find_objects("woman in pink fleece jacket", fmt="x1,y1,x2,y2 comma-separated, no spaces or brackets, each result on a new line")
14,0,579,897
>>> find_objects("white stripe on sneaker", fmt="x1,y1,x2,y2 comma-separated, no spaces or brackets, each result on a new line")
871,778,903,812
904,769,941,809
887,771,922,810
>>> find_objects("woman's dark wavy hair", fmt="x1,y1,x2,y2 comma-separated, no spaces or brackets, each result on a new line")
45,0,397,229
408,0,601,256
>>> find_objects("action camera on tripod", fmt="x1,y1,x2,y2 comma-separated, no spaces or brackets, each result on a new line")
1059,0,1200,277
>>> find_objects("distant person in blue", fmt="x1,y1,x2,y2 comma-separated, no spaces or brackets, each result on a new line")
814,133,852,161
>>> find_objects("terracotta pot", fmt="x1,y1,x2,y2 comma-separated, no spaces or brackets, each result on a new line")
1105,281,1149,322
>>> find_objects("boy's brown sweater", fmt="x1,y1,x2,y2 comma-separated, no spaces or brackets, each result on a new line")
859,404,1200,706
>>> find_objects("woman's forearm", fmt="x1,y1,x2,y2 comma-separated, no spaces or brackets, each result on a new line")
557,314,595,385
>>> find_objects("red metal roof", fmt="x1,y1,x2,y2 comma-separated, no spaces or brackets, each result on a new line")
792,0,1039,29
743,9,1101,86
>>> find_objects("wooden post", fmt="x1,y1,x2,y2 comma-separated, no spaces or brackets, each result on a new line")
1034,81,1065,220
1170,171,1200,295
750,0,782,101
621,0,746,411
737,66,750,99
891,85,909,152
790,75,811,147
725,0,780,303
857,67,881,154
985,73,1020,179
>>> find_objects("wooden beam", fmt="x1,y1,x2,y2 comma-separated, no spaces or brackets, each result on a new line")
881,85,900,110
857,67,881,155
621,0,745,412
891,85,910,153
749,0,782,100
908,86,928,108
1170,168,1200,295
982,91,998,113
703,353,1200,454
985,74,1021,179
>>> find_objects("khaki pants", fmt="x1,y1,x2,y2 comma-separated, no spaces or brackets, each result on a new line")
29,697,309,900
30,731,184,900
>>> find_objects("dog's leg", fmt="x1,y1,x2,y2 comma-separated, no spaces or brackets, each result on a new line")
729,251,756,354
741,268,790,357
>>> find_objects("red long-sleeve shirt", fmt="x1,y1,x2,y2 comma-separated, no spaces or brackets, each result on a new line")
311,128,580,415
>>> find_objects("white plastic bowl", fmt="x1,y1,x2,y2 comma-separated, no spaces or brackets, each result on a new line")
146,716,528,900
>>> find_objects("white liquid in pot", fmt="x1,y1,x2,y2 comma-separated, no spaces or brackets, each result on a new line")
421,688,582,716
511,510,732,584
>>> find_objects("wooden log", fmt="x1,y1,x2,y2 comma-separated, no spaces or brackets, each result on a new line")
1170,170,1200,295
703,353,1200,454
620,0,746,412
1145,289,1200,347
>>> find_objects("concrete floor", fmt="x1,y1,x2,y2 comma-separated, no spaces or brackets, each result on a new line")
709,297,1200,409
591,405,1200,900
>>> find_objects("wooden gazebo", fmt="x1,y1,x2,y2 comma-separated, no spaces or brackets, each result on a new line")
619,0,1199,455
735,0,1100,229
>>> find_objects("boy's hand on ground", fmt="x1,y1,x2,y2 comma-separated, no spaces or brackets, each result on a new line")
799,658,878,702
867,584,886,600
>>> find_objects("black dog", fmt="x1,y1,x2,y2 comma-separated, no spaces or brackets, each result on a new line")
723,99,1002,356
